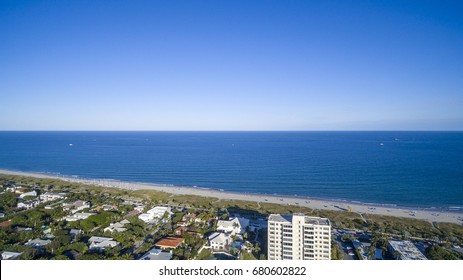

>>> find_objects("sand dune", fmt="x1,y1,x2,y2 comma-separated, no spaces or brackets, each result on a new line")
1,169,462,225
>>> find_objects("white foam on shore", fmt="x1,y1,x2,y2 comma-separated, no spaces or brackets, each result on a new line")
1,169,462,225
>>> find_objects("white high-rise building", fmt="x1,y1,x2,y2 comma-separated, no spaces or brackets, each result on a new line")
267,213,331,260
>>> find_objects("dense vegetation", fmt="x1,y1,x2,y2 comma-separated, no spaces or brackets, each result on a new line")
1,174,463,260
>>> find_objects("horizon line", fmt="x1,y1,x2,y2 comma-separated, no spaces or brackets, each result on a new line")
1,129,463,132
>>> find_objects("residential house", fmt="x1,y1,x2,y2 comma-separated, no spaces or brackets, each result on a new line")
0,212,5,218
217,217,249,236
63,249,81,260
69,229,83,239
0,220,11,228
176,221,189,227
174,226,189,236
62,200,91,213
39,192,66,202
208,232,232,250
138,206,172,223
25,238,52,249
147,206,172,218
63,212,95,222
155,237,185,250
104,219,130,233
134,204,146,213
13,187,29,194
388,240,427,260
1,251,22,260
19,190,38,199
14,226,32,232
138,213,157,223
17,199,41,210
139,248,172,260
44,201,63,210
88,236,120,251
182,213,198,223
102,205,116,211
5,186,17,192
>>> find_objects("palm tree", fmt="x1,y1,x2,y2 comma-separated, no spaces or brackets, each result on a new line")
367,245,376,260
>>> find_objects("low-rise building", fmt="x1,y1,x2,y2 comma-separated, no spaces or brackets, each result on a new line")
88,236,120,251
17,199,41,210
0,220,12,228
63,212,95,222
63,200,91,213
69,229,83,239
147,206,172,218
39,192,66,202
388,240,427,260
217,217,249,236
174,226,189,236
139,248,173,260
208,232,232,250
104,219,130,233
138,206,172,223
182,213,197,223
134,204,146,213
102,205,116,211
19,190,38,199
155,237,184,250
25,238,52,249
1,251,22,260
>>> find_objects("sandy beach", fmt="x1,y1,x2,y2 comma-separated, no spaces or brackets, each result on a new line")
1,169,462,225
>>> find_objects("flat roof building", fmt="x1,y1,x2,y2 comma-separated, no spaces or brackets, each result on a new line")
139,248,172,260
388,240,427,260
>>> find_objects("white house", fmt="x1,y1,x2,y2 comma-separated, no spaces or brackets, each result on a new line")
63,200,91,213
147,206,172,218
208,232,232,250
69,229,83,239
88,236,120,251
104,219,130,233
138,213,156,223
138,206,172,223
139,248,172,260
19,190,38,199
1,251,22,260
17,199,41,210
25,238,52,248
217,217,249,235
39,192,66,202
63,212,95,222
134,205,146,213
5,186,17,192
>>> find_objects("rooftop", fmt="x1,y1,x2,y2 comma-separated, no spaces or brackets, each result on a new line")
389,240,427,260
268,213,330,226
139,248,172,260
155,237,185,249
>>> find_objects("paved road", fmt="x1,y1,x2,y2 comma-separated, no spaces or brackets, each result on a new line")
332,229,357,260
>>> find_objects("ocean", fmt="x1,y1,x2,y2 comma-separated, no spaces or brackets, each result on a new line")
0,131,462,210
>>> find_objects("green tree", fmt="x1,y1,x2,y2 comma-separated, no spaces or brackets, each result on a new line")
426,245,460,260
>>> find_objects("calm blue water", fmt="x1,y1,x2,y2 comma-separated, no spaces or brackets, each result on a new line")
0,131,462,210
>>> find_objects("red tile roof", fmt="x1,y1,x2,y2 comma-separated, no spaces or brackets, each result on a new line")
0,220,12,228
155,237,185,249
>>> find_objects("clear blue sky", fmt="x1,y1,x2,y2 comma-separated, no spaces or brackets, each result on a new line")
1,0,462,130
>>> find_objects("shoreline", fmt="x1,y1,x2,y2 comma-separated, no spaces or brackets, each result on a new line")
1,169,462,225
